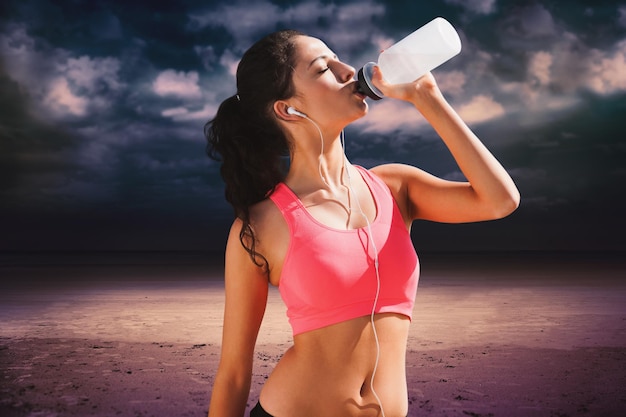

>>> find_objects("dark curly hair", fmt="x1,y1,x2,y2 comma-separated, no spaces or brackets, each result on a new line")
205,30,305,274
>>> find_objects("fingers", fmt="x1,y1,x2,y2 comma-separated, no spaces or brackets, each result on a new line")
370,65,394,97
371,65,388,88
371,66,439,102
371,65,413,100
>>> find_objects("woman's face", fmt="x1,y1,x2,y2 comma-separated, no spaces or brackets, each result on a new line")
289,35,368,126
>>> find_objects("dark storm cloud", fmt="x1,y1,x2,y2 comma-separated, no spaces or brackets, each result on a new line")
1,0,625,251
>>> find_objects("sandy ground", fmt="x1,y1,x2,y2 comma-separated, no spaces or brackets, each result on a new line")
1,252,625,417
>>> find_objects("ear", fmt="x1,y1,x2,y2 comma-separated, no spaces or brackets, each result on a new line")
273,100,301,121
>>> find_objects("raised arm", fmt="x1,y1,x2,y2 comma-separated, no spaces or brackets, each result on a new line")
370,67,520,224
208,219,269,417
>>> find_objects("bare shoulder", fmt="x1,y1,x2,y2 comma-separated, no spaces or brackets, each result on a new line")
225,198,283,266
249,197,283,229
370,163,426,224
371,162,428,184
248,196,290,285
248,197,287,245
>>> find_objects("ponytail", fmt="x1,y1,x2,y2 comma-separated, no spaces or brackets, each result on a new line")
205,30,303,274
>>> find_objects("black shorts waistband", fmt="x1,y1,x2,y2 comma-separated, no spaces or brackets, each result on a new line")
250,401,274,417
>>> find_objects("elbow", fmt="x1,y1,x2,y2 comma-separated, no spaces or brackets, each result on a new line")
472,181,521,221
492,187,520,219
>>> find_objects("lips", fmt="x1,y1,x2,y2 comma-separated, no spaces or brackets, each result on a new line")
352,81,367,99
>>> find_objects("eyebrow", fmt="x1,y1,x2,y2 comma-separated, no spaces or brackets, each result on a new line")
307,54,338,69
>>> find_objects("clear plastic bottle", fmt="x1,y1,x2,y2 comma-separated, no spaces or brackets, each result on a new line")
357,17,462,100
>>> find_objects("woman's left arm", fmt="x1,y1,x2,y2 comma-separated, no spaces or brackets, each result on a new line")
370,67,520,223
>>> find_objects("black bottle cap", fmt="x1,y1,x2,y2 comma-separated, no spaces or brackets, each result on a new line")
357,62,384,100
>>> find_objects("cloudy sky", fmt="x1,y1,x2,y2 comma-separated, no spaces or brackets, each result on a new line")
1,0,625,254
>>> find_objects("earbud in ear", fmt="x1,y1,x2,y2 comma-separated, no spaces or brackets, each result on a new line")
287,107,307,118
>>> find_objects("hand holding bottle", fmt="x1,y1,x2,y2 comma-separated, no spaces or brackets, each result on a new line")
367,64,441,106
357,17,461,100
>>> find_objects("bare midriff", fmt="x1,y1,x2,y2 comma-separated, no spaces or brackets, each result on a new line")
258,313,410,417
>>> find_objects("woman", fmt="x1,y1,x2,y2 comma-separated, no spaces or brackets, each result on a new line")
206,30,519,417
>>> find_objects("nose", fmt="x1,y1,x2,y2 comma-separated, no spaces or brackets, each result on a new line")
335,61,356,83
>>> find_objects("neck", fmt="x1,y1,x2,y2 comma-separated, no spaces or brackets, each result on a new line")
287,130,349,191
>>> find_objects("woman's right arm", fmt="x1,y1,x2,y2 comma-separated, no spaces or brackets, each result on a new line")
208,218,269,417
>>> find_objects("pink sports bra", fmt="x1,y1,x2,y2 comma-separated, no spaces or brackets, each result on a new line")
269,166,420,336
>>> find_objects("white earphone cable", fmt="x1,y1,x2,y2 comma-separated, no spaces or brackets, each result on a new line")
342,131,385,417
301,113,330,188
301,115,385,417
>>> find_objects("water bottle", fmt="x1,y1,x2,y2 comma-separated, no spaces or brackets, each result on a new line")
357,17,462,100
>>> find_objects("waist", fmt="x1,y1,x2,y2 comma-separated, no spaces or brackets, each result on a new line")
259,313,410,417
